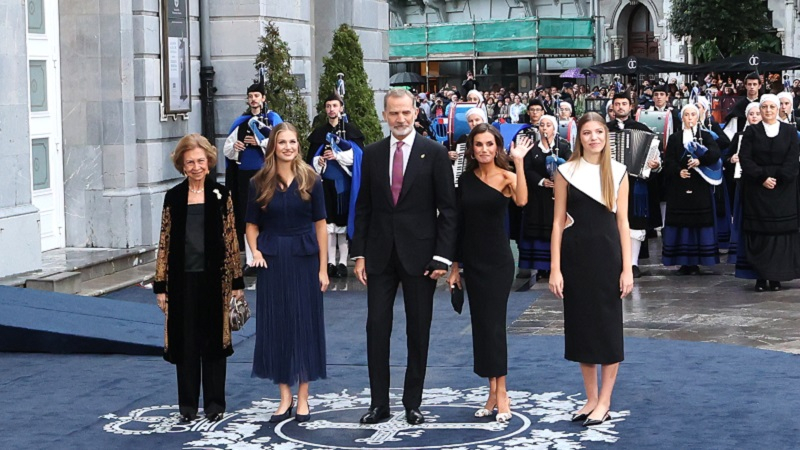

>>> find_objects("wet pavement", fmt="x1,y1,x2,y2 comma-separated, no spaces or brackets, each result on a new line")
290,239,800,355
509,241,800,354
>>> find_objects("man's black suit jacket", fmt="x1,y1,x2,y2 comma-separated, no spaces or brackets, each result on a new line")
351,133,457,275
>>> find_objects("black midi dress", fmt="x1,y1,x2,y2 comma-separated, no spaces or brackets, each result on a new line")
458,170,515,377
558,159,627,364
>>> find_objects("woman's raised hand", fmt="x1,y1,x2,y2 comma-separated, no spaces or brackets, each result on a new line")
510,135,534,160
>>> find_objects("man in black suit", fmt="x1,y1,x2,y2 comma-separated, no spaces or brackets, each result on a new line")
352,89,457,425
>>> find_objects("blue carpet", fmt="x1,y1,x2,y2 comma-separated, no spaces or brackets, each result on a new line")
1,287,799,449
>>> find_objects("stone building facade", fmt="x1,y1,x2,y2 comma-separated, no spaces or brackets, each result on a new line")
0,0,388,278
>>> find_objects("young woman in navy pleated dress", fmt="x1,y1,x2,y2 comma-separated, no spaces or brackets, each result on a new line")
246,122,329,423
549,112,633,427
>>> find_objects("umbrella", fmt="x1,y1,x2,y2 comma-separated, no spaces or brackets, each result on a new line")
586,56,694,75
560,68,596,78
389,72,426,86
691,51,800,73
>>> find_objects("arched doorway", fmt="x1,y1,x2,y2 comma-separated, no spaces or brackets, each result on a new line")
627,5,658,59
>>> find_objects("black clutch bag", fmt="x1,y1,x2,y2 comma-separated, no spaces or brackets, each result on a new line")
450,284,464,314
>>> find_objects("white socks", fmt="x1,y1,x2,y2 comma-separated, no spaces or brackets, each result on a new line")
631,238,642,267
337,233,349,266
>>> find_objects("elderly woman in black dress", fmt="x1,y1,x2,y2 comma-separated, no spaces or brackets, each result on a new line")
155,133,245,424
447,124,532,423
736,94,800,291
550,113,632,427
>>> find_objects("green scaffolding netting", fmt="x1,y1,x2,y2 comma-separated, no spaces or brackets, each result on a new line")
389,18,593,59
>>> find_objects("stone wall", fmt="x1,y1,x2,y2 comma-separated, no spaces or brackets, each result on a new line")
0,0,42,277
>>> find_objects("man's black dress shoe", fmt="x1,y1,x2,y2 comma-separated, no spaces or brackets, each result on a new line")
179,413,196,423
405,408,424,425
360,406,390,424
769,280,782,291
206,412,224,422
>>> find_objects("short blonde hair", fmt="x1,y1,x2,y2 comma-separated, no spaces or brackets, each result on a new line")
171,133,218,173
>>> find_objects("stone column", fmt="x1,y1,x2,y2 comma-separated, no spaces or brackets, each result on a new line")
60,0,148,247
785,0,795,58
610,36,624,60
0,0,42,276
686,36,694,65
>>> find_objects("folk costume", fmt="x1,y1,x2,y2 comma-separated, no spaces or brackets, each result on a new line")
726,103,762,264
309,95,365,277
735,95,800,288
154,179,244,418
661,115,722,272
607,114,658,274
696,97,733,250
520,115,571,276
223,80,283,262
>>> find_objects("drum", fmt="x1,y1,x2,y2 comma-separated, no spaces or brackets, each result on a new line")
447,102,478,146
637,110,668,135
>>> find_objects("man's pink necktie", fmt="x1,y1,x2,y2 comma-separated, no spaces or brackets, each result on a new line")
391,141,404,205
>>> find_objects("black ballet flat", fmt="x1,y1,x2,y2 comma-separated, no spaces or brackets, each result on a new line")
755,280,767,292
583,411,611,427
571,411,591,422
769,281,782,291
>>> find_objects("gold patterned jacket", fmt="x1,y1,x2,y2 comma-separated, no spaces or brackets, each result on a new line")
154,178,244,363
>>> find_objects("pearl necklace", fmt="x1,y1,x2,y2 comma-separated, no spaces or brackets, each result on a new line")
189,187,205,194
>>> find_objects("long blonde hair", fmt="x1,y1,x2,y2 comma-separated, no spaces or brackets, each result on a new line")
568,112,616,212
252,122,318,209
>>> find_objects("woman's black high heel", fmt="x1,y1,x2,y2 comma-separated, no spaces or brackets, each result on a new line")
269,400,294,423
295,400,311,423
583,410,611,427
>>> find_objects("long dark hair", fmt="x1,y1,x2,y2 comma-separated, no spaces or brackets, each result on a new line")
464,123,510,174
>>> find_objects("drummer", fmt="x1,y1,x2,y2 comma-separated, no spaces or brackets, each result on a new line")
647,85,680,133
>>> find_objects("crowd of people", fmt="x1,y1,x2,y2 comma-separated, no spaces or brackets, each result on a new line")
151,69,800,430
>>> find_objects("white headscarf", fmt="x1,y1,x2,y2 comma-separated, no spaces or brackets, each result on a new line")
745,102,760,116
681,104,700,142
776,92,793,103
539,114,559,132
760,94,779,108
465,107,487,124
466,89,485,105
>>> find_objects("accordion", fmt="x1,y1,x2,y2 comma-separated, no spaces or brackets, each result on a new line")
453,143,467,187
608,129,660,179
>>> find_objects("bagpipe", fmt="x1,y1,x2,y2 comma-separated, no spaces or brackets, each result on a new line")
313,114,363,239
682,127,723,186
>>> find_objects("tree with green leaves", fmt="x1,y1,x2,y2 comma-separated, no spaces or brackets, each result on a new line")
313,23,383,146
669,0,780,63
255,22,311,153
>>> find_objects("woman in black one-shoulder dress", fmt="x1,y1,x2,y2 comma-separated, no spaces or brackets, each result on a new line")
448,123,532,423
549,112,633,427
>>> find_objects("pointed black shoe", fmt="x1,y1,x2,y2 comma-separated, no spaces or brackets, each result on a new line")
755,280,767,292
360,406,390,424
269,401,294,423
769,281,782,291
405,408,424,425
571,411,591,422
583,411,611,427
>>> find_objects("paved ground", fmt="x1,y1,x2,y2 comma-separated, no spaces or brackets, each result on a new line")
313,239,800,355
509,240,800,355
